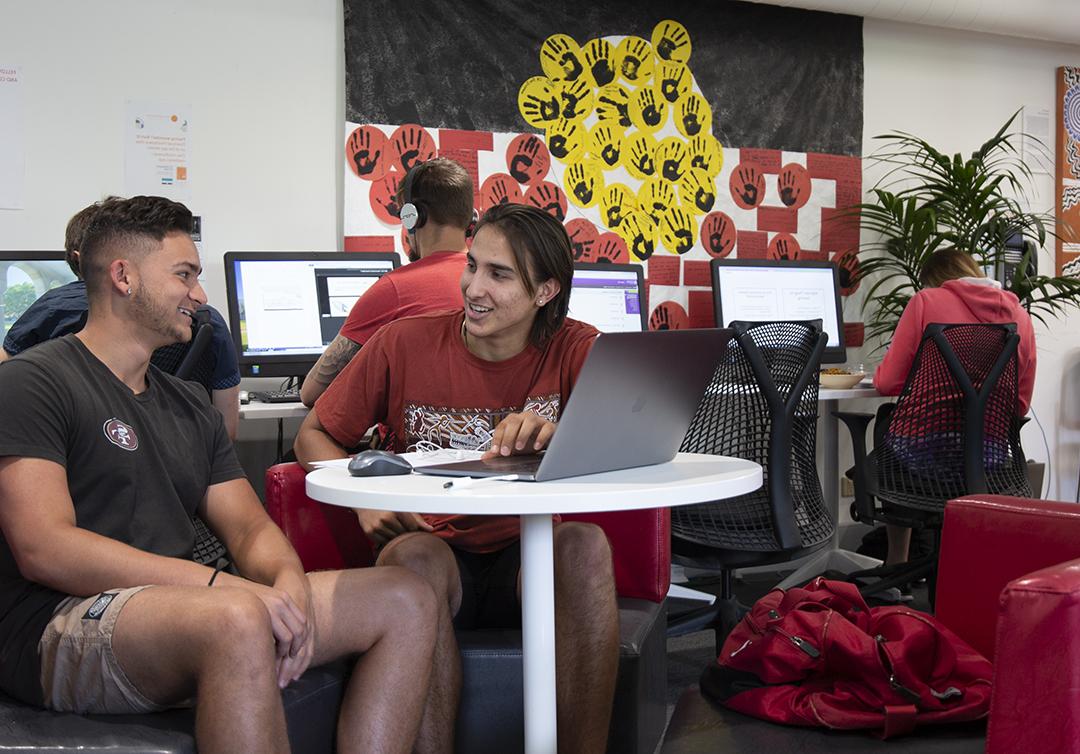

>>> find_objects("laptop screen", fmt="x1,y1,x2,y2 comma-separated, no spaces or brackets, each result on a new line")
1,251,79,342
569,262,646,332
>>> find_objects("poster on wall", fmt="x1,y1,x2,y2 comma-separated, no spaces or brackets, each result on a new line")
0,64,25,210
123,101,192,202
342,0,864,338
1058,67,1080,276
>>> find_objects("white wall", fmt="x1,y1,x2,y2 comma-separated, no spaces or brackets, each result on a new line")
863,19,1080,500
3,3,1080,497
0,0,344,311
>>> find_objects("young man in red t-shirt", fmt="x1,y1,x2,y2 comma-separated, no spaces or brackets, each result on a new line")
300,157,473,406
295,204,619,754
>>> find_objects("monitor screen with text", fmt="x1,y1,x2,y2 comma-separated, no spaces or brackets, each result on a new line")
224,251,399,377
569,263,646,333
711,259,846,363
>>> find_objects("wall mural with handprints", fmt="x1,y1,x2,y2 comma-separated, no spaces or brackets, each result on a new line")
342,0,865,340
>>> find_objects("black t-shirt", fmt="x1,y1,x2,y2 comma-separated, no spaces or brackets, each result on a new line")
0,336,245,706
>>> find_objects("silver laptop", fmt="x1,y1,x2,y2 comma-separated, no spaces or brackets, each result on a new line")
416,328,733,482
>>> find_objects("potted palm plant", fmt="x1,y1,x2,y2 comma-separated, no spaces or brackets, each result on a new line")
853,111,1080,350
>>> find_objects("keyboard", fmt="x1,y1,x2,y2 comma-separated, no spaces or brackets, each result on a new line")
250,389,302,403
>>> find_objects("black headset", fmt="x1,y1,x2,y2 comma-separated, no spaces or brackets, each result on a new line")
398,163,428,233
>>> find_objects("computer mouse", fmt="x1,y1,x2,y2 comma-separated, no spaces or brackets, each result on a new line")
238,390,250,405
348,449,413,477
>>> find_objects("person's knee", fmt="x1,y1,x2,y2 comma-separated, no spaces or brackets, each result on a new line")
203,589,274,649
554,522,613,578
377,534,456,595
374,566,440,642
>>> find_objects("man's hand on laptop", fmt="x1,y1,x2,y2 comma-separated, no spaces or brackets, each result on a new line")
356,508,434,546
483,410,556,458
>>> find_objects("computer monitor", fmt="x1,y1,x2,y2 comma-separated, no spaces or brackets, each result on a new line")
711,258,846,363
224,251,400,378
1,251,79,343
569,262,646,332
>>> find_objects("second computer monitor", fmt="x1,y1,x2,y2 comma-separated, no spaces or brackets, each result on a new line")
711,258,846,363
1,251,79,342
569,262,646,333
224,251,400,378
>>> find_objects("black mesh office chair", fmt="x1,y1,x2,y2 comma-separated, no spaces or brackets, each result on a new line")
669,320,834,653
838,323,1031,605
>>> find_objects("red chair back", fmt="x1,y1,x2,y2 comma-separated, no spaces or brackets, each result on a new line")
265,463,670,602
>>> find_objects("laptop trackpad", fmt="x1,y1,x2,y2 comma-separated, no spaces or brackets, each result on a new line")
416,454,544,479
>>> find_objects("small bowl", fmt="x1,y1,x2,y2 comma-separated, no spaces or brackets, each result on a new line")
819,371,867,389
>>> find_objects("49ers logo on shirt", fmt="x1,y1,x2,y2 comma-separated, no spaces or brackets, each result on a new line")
103,418,139,451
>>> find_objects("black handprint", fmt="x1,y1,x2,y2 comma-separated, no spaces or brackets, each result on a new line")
773,237,794,260
592,59,614,86
658,63,687,104
661,77,679,103
650,306,672,330
601,143,619,165
702,212,736,257
549,135,570,159
694,188,715,213
348,128,382,177
735,166,760,206
508,136,543,183
594,234,627,263
622,56,641,80
392,125,434,172
672,229,693,254
778,167,803,207
631,232,654,260
636,153,654,175
566,221,597,261
637,89,663,128
652,21,691,63
662,159,683,182
605,204,625,227
560,52,583,80
656,37,678,60
573,182,593,205
527,183,566,221
539,97,560,121
690,154,708,170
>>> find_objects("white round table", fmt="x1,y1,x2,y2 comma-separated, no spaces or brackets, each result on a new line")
306,452,762,754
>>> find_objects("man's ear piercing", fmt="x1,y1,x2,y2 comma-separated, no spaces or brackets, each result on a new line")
126,287,132,296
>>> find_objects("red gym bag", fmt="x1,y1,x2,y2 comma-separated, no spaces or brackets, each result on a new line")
700,578,992,737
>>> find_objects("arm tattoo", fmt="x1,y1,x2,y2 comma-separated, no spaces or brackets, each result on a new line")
310,335,361,385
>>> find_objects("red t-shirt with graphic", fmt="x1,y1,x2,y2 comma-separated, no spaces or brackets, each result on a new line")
316,311,599,552
339,250,466,346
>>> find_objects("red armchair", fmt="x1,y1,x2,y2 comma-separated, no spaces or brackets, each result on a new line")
662,492,1080,753
264,462,671,754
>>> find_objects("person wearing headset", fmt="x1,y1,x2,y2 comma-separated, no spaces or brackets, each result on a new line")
300,157,476,407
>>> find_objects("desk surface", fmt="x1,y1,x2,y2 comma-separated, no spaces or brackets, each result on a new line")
239,401,310,420
306,452,762,515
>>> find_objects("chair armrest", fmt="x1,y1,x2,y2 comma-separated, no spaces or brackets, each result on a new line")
936,495,1080,660
265,463,375,571
562,509,670,603
986,558,1080,754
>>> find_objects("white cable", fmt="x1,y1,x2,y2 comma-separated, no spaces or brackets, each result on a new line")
1026,407,1052,499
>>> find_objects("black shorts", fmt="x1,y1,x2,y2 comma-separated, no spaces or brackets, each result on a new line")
452,541,522,630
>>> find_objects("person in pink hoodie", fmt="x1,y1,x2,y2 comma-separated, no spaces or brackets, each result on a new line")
872,247,1036,566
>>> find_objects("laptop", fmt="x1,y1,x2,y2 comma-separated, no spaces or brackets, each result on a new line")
415,328,733,482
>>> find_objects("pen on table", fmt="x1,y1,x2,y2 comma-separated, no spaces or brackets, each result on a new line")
443,474,521,490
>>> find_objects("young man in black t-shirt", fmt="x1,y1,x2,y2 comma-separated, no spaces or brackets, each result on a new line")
0,196,439,754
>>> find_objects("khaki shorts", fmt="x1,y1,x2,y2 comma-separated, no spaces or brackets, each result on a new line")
38,585,178,714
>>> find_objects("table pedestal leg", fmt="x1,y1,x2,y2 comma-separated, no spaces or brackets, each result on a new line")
520,513,557,754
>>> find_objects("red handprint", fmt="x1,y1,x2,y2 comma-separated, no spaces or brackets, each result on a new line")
700,212,737,259
768,233,801,260
524,181,567,222
390,124,436,173
777,162,811,209
505,134,551,186
565,219,600,261
594,233,629,264
649,302,689,331
370,171,404,225
729,163,765,209
480,173,524,212
345,125,389,181
835,250,860,295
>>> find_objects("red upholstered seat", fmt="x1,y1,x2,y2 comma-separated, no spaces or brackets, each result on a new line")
264,463,670,602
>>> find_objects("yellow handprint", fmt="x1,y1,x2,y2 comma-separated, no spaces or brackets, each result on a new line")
622,132,658,180
583,38,617,88
655,61,690,105
588,123,624,169
651,20,692,64
679,168,717,215
546,118,584,161
637,178,677,225
676,93,712,138
629,87,667,133
518,76,562,127
615,36,655,86
594,84,632,128
563,158,604,209
540,34,585,83
557,78,594,121
660,206,698,255
655,136,688,182
600,183,638,230
686,133,724,177
617,209,657,261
